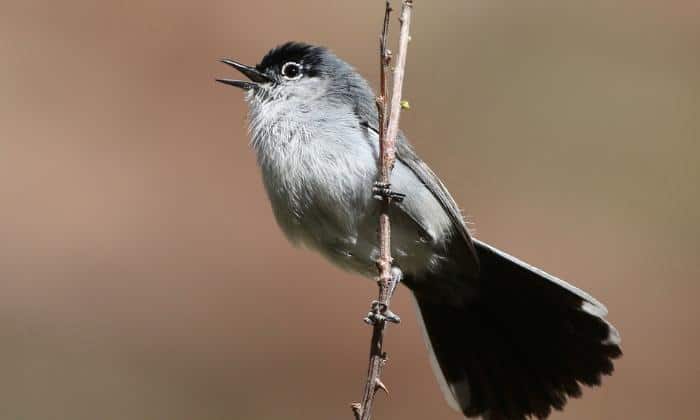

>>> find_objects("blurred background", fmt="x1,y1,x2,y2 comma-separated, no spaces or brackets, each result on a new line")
1,0,698,419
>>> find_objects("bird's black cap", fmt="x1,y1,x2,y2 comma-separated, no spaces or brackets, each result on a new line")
256,42,327,77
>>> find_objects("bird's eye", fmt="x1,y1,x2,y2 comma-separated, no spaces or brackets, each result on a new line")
281,62,303,80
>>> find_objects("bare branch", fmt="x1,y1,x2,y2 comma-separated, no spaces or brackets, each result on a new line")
351,1,414,420
383,1,413,183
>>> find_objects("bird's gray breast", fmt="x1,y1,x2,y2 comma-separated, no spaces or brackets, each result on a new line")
248,98,454,277
249,100,381,272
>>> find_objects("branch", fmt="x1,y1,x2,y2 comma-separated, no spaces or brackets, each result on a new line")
351,1,414,420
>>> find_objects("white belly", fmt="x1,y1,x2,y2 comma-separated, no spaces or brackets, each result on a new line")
263,150,453,278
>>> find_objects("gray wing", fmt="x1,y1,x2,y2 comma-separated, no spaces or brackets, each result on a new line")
359,120,480,275
394,135,480,274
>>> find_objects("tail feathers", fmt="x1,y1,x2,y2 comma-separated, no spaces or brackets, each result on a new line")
414,239,621,419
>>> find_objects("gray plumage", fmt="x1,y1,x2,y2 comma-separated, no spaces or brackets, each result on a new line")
218,42,621,419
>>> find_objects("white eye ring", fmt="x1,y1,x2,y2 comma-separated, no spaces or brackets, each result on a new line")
281,61,303,80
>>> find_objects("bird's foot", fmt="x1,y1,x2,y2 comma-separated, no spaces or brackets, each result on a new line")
364,267,403,324
364,301,401,325
373,182,406,203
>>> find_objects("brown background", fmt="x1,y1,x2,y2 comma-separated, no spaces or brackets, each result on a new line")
1,1,699,419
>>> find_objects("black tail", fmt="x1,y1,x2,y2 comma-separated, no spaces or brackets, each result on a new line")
413,239,621,420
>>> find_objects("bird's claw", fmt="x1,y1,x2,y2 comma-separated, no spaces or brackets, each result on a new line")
373,182,406,203
364,301,401,325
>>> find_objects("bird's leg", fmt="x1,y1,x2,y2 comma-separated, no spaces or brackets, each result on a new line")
372,182,406,203
364,267,403,325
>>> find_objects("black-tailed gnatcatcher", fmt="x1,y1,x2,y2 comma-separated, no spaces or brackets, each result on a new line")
217,42,621,419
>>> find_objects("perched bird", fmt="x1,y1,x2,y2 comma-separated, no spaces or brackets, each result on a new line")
217,42,621,419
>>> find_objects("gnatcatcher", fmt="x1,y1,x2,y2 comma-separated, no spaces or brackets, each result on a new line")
217,42,621,419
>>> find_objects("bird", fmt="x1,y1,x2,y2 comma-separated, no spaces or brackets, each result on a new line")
217,42,621,419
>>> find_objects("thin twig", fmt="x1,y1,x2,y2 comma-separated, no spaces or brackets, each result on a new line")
351,1,414,420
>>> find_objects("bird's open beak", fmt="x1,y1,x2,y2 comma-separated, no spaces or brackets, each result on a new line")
216,59,272,90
